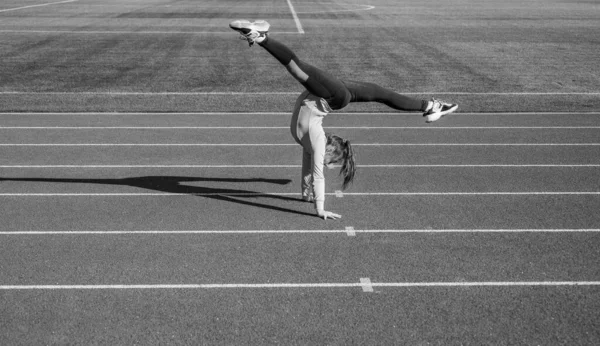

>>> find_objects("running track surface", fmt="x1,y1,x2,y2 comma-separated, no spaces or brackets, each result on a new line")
1,111,599,344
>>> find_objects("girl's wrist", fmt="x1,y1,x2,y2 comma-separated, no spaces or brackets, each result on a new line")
314,201,325,211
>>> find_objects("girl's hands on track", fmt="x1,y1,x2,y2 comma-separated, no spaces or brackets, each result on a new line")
317,210,341,220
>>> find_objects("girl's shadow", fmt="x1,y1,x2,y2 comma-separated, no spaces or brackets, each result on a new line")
0,176,315,217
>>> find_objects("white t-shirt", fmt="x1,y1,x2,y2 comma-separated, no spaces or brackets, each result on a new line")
290,91,333,211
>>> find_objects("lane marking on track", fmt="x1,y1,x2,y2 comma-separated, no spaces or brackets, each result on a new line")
1,92,599,96
2,229,600,235
2,281,600,290
0,0,78,13
1,126,599,129
0,192,598,197
360,278,374,292
1,111,600,116
1,143,598,146
0,30,301,35
1,164,599,168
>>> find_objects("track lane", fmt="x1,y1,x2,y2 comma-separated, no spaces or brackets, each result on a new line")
2,127,600,144
0,166,599,193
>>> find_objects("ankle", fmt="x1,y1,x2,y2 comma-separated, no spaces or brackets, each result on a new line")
256,35,267,45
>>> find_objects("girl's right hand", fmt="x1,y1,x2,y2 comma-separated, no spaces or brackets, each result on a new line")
317,210,341,220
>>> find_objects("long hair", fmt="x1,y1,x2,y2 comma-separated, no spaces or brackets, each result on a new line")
326,133,356,190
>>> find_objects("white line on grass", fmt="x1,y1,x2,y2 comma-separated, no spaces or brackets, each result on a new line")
1,281,599,290
2,229,598,235
0,0,78,13
0,192,597,197
0,164,599,168
298,4,375,14
0,143,598,146
286,0,305,34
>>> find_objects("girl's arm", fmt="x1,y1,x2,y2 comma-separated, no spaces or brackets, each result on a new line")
310,130,341,220
301,150,313,201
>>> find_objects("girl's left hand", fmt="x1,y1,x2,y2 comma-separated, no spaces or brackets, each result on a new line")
317,210,341,220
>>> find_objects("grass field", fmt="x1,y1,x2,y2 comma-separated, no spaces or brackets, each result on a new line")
1,0,599,344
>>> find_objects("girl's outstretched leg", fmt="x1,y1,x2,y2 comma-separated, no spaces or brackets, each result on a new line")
343,80,458,122
342,80,427,112
257,36,351,110
229,20,351,110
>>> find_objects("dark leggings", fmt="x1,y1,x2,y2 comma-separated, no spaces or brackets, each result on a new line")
258,37,427,111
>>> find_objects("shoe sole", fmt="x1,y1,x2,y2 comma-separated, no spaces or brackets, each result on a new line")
425,104,458,123
229,20,269,35
229,21,252,34
229,20,270,35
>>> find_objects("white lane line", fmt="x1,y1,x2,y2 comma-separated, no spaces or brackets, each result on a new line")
0,92,298,95
2,281,599,290
0,0,77,13
1,111,600,116
0,30,301,35
356,143,600,146
2,229,599,235
0,165,304,168
1,126,599,129
298,3,375,14
1,92,599,95
0,143,304,146
286,0,305,34
421,92,600,95
351,164,600,168
339,192,600,196
1,164,599,168
0,143,598,146
0,192,598,197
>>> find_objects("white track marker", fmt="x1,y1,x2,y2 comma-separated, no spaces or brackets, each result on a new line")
0,165,305,168
0,30,301,35
335,190,344,198
1,111,600,116
0,92,298,95
375,281,600,288
345,227,356,236
360,278,374,292
1,126,599,129
2,229,599,235
1,143,598,146
415,92,600,96
0,192,598,197
7,281,598,290
0,0,78,13
0,164,599,168
0,283,361,290
286,0,305,34
1,92,600,96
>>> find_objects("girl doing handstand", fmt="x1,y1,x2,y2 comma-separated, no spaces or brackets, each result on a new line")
230,20,458,220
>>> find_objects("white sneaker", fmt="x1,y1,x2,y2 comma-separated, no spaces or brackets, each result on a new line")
229,20,270,46
423,98,458,123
